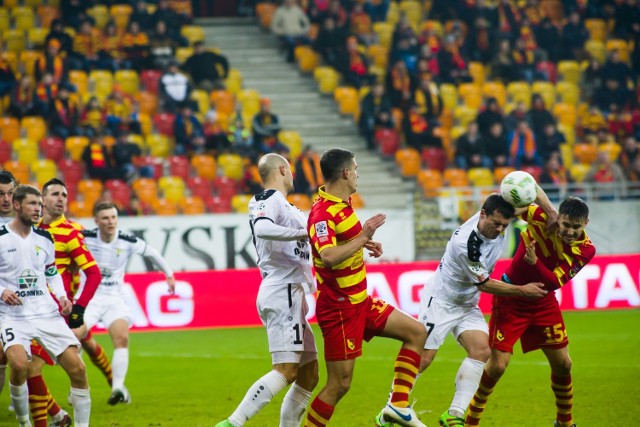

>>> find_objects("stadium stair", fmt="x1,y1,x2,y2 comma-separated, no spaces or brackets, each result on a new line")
197,17,413,209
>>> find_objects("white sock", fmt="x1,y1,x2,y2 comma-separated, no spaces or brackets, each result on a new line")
450,357,485,417
279,382,313,427
228,370,288,426
112,348,129,391
70,387,91,427
9,382,30,423
51,408,68,422
0,365,6,396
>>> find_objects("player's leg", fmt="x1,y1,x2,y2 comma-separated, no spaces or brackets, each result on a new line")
6,345,31,426
542,346,575,427
27,353,55,427
107,318,131,405
81,300,113,386
0,346,6,396
57,346,90,427
464,349,512,426
305,358,356,427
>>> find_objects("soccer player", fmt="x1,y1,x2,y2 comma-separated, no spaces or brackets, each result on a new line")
465,197,595,427
27,178,102,427
304,148,429,427
81,201,175,405
0,184,91,427
384,193,553,427
216,153,318,427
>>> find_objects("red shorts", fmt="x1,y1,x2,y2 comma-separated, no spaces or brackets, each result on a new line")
30,341,55,366
316,295,394,361
489,295,568,354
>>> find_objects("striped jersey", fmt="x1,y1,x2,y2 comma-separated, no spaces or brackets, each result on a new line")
308,186,366,306
504,205,596,297
37,215,97,298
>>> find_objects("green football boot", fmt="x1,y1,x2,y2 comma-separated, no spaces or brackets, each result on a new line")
215,421,235,427
439,410,465,426
375,409,394,426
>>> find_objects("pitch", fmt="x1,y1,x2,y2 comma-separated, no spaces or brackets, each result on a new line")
1,310,637,426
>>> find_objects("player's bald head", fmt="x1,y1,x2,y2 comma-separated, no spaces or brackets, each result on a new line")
258,153,289,183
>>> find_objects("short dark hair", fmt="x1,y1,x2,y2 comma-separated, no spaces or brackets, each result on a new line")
93,201,118,217
482,193,516,219
320,148,355,183
0,170,17,186
13,184,41,203
42,178,67,195
559,196,589,221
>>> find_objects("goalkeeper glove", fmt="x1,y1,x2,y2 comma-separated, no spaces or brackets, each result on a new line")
68,304,86,329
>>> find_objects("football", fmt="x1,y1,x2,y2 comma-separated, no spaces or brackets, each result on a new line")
500,170,538,207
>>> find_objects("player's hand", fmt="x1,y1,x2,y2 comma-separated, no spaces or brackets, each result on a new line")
362,213,386,240
520,282,548,299
166,276,176,294
1,289,22,306
524,240,538,265
68,304,85,328
364,240,383,258
59,297,72,316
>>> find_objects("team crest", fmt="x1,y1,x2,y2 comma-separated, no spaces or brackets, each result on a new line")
35,245,42,256
495,330,504,341
18,269,38,289
347,339,355,350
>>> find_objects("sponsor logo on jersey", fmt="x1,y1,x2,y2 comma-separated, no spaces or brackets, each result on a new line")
18,269,38,289
7,248,16,253
294,240,310,260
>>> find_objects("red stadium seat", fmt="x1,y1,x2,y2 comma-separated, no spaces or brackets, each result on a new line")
521,165,542,182
57,159,84,187
39,137,65,162
168,155,190,180
536,61,557,83
141,69,162,94
105,179,131,210
375,128,401,157
422,147,447,173
206,195,232,213
187,176,213,201
153,113,176,137
134,156,164,179
213,176,239,201
0,140,11,164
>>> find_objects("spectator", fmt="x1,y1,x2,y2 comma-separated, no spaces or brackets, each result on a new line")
437,35,472,84
580,105,608,135
325,0,348,30
294,145,323,196
625,156,640,186
159,61,192,113
455,121,491,170
508,120,541,169
402,104,441,151
105,87,140,137
511,37,536,83
594,78,631,114
306,0,331,24
61,0,89,29
413,74,443,126
477,97,504,140
386,59,415,109
49,84,82,139
527,94,556,142
390,14,416,52
34,73,58,116
82,136,121,182
252,98,288,154
131,0,154,32
349,2,374,45
270,0,311,62
581,58,603,102
363,0,390,23
496,0,521,42
46,20,73,55
338,36,371,88
35,39,67,85
612,0,640,37
81,96,106,136
0,53,16,97
562,11,589,60
313,17,346,69
99,22,126,72
585,150,627,199
203,110,232,154
228,114,254,156
358,81,394,150
72,20,100,71
491,39,518,82
390,37,420,74
122,21,151,71
534,17,562,63
174,105,206,155
485,121,510,168
601,50,634,89
152,0,183,38
607,104,635,138
150,20,177,70
9,76,39,119
464,17,495,64
504,101,528,133
120,194,152,216
539,153,573,200
113,133,154,181
536,123,566,162
619,135,639,173
182,41,229,91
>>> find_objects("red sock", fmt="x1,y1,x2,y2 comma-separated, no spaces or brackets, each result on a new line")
465,370,498,426
551,373,573,427
305,397,335,427
390,348,421,408
27,375,51,427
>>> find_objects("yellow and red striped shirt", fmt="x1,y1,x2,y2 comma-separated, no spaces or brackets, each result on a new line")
308,186,367,306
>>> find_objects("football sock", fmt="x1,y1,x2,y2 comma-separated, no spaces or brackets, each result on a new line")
450,357,485,417
280,382,313,427
228,370,288,426
70,387,91,427
0,364,6,396
389,348,421,408
111,348,129,391
10,382,30,423
83,332,113,386
305,397,334,427
551,373,574,427
46,391,63,419
27,376,50,427
465,370,498,426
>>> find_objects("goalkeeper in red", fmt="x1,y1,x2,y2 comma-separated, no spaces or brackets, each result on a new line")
465,196,595,427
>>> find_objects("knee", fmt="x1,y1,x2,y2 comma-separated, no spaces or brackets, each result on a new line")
328,376,352,400
552,356,572,377
113,336,129,348
468,345,491,363
419,351,435,373
67,360,87,382
277,365,299,384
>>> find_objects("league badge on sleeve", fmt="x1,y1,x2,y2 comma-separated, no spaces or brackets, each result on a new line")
315,221,329,242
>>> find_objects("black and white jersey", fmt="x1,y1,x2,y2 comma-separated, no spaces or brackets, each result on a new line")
424,211,506,307
83,228,173,297
0,225,66,319
249,189,313,289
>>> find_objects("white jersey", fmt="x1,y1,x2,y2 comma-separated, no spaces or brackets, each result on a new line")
248,189,313,289
0,225,65,319
83,228,173,297
424,211,506,307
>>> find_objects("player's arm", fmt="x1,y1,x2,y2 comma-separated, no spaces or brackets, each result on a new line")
534,184,558,230
141,243,176,294
253,218,308,241
67,231,102,324
477,278,547,298
45,262,72,315
523,240,596,291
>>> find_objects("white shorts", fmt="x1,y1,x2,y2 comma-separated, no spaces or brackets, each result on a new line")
84,293,133,330
0,315,80,361
257,283,317,362
418,294,488,350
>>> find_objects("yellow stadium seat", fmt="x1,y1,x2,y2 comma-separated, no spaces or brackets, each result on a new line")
444,168,469,187
598,142,621,162
467,167,494,187
110,4,133,31
27,27,48,48
295,46,319,73
146,134,171,158
175,47,193,64
556,81,580,105
395,148,421,177
231,194,252,213
334,86,359,115
367,44,388,69
25,0,44,9
318,68,340,95
12,137,37,152
585,40,606,63
225,74,242,95
558,124,576,146
153,198,178,216
531,81,555,108
126,134,145,150
19,50,39,77
468,62,485,86
15,145,38,165
454,106,478,127
606,39,630,63
89,70,114,102
21,116,47,141
114,70,139,96
180,25,205,45
584,18,606,41
137,91,158,116
191,154,217,180
218,153,244,180
417,169,443,197
439,83,458,110
12,6,34,31
373,22,393,48
458,83,483,109
553,103,578,127
159,176,186,203
191,89,210,115
0,8,9,32
180,196,205,215
68,70,88,97
139,113,152,136
506,81,531,108
570,163,591,183
65,136,90,162
482,81,506,107
88,5,110,29
557,61,581,84
573,143,597,164
3,29,26,53
278,130,303,160
560,143,573,167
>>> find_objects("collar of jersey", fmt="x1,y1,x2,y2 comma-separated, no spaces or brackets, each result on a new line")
318,186,349,204
38,214,68,228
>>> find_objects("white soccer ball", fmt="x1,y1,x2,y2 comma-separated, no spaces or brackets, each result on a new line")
500,171,538,208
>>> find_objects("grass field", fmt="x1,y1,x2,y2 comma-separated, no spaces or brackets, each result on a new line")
0,310,638,427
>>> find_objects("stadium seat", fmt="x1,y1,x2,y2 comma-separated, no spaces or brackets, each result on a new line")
439,84,458,110
375,128,401,157
584,18,606,41
557,61,581,85
468,62,485,86
598,142,621,162
15,142,38,165
531,81,555,108
367,44,388,69
278,131,303,160
36,4,58,29
140,69,162,94
78,179,103,205
573,143,597,164
27,27,48,48
132,178,158,205
153,113,176,137
536,61,557,83
444,168,469,187
584,40,606,63
606,39,630,63
350,192,365,208
153,198,178,216
231,194,252,213
482,82,506,107
187,176,213,201
493,166,516,184
569,163,590,183
137,91,158,116
134,155,163,179
395,148,421,177
556,82,580,105
21,116,47,142
68,200,92,218
318,68,340,95
13,7,34,32
180,196,205,215
114,70,140,96
287,194,312,211
295,46,319,73
57,159,84,187
214,175,239,200
191,154,217,180
19,50,40,76
168,155,190,180
206,195,232,213
209,91,235,116
553,103,578,127
454,106,478,127
373,22,393,48
139,113,152,136
0,8,9,32
417,169,443,197
180,25,205,45
335,87,359,116
110,4,133,31
65,136,90,162
159,176,186,203
218,153,244,181
467,167,494,187
458,83,483,109
175,47,193,64
105,179,131,210
422,147,447,173
0,116,20,142
191,89,210,115
68,70,88,98
146,134,172,158
88,4,109,29
89,70,114,102
0,140,11,163
3,160,29,184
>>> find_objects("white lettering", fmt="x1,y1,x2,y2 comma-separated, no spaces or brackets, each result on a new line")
367,272,398,307
570,265,600,309
594,264,640,308
146,281,194,327
398,270,434,316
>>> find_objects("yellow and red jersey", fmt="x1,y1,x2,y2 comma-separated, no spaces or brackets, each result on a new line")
308,186,367,306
